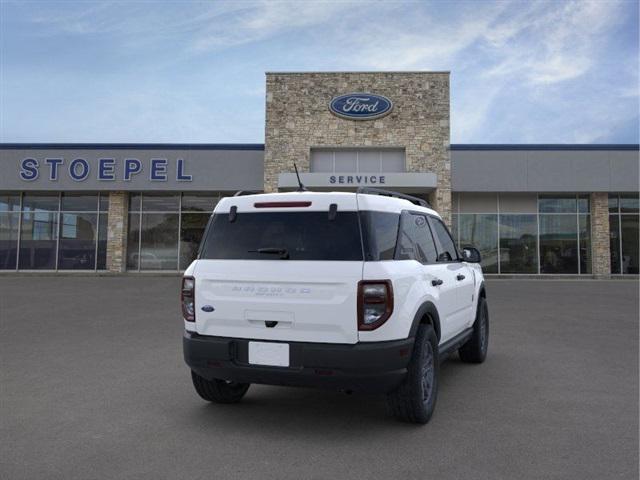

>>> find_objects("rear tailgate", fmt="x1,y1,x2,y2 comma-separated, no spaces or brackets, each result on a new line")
193,192,363,344
194,260,361,343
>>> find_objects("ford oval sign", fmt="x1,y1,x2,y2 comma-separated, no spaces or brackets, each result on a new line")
329,93,393,120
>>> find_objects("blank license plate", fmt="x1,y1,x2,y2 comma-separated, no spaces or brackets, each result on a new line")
248,341,290,367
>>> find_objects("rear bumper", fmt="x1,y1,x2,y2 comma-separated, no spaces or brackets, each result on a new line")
183,332,414,393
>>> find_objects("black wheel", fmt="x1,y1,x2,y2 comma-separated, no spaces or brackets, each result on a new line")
191,371,250,404
459,296,489,363
387,324,439,424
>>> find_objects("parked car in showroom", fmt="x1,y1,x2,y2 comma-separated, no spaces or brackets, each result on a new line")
182,187,488,424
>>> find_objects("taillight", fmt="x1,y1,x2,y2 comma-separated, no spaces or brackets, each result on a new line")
357,280,393,331
181,276,195,322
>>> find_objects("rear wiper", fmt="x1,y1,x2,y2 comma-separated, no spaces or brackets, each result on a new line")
248,247,290,259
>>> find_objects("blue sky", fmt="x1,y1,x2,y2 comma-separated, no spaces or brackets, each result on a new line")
1,0,638,144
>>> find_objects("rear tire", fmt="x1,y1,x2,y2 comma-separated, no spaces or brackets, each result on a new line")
191,371,250,404
458,296,489,363
387,324,439,424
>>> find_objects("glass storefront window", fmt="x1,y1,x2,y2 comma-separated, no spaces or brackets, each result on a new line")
539,215,578,274
128,193,219,271
58,212,98,270
609,194,639,274
609,215,621,274
0,192,108,270
579,215,591,274
538,196,577,213
180,213,210,270
142,193,179,212
620,194,639,213
0,212,19,269
22,193,59,212
458,214,498,273
181,193,219,212
620,216,639,274
127,213,141,270
139,213,179,270
19,211,58,269
61,193,99,211
0,192,21,212
499,214,537,273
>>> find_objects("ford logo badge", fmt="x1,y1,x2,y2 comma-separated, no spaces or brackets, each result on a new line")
329,93,393,120
201,305,215,312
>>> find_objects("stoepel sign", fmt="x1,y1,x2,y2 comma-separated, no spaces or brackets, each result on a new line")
19,157,192,182
329,93,393,120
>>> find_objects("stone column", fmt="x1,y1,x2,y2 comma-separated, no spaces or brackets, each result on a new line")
106,191,129,273
590,192,611,277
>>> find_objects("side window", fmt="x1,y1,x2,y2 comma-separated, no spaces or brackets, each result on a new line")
396,212,438,263
360,211,400,261
428,216,459,262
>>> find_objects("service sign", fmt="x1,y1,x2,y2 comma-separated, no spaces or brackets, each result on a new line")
329,93,393,120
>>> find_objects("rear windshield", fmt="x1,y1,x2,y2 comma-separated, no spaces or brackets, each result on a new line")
200,211,363,261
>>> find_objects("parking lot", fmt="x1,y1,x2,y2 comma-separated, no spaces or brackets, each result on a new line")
1,276,638,480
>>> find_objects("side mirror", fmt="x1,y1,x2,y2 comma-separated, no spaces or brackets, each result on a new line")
462,246,482,263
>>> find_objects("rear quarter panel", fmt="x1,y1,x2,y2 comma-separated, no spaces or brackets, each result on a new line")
359,260,437,342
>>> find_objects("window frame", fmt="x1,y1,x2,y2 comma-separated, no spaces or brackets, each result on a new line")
393,210,439,265
426,214,461,263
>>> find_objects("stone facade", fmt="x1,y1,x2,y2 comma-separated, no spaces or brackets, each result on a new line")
106,191,129,272
264,72,452,225
590,192,611,277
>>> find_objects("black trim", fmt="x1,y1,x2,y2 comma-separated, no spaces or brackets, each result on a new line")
0,143,265,150
408,302,442,340
357,187,431,208
184,332,414,393
437,328,473,359
450,144,639,151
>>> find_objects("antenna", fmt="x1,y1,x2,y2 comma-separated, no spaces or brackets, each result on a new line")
293,163,307,192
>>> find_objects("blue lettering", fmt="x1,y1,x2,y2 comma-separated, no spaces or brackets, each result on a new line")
370,176,377,184
356,176,362,183
98,158,116,180
338,176,344,184
45,158,63,180
20,158,39,181
329,176,336,184
150,159,167,181
69,158,90,181
347,176,353,184
176,159,192,181
380,175,386,184
124,159,142,180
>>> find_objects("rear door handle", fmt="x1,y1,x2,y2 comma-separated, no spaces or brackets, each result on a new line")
456,274,466,281
431,279,443,286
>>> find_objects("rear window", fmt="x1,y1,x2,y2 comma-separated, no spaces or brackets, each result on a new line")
360,211,400,261
200,211,363,261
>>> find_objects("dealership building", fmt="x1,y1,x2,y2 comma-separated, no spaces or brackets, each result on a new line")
0,72,638,276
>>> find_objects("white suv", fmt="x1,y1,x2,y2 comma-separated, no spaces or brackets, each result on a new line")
182,188,489,424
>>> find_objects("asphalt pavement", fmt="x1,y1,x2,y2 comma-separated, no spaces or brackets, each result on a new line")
1,276,638,480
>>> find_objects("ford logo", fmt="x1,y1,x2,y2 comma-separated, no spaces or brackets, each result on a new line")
329,93,393,120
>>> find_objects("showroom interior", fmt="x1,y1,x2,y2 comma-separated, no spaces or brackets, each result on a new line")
0,72,638,276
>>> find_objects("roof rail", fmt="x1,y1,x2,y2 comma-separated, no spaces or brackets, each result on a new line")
233,190,261,197
357,187,431,208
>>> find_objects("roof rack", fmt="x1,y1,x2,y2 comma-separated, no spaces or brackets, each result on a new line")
357,187,431,208
233,190,261,197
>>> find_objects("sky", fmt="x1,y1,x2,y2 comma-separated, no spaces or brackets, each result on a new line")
0,0,638,144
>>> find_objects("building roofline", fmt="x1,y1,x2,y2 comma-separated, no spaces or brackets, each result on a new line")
0,143,265,151
0,143,637,151
265,71,451,74
450,144,639,151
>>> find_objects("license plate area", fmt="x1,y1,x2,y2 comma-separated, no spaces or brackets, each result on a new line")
248,341,290,367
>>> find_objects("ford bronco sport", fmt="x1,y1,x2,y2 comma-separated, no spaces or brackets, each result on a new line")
182,188,488,424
